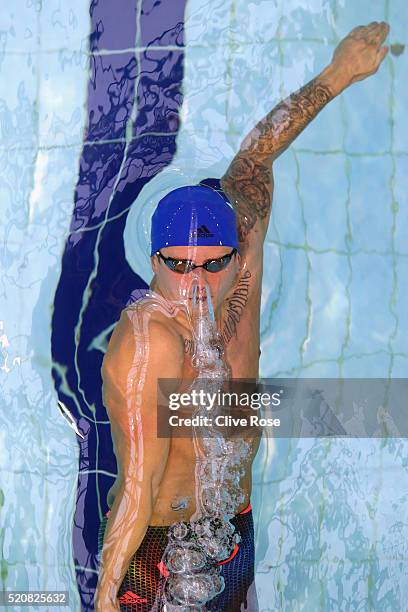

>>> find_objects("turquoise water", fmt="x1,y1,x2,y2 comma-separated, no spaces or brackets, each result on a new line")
2,0,408,610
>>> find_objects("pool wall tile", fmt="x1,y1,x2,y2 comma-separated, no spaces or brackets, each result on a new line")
2,1,408,610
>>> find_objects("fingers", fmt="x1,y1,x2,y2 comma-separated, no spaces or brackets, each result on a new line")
349,21,390,47
362,20,389,35
373,21,390,46
367,45,389,76
376,45,389,65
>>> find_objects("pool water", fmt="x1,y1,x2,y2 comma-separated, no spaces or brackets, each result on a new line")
1,1,408,610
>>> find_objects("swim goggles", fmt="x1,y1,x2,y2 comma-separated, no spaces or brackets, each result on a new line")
156,248,237,274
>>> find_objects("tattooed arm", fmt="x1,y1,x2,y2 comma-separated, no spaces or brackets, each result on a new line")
221,21,390,252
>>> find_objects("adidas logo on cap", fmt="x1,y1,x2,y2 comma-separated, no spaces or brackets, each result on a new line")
189,224,215,238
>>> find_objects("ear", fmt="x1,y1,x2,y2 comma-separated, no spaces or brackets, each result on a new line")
151,255,158,273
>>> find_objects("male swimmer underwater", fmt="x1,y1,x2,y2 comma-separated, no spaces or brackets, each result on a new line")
95,22,389,612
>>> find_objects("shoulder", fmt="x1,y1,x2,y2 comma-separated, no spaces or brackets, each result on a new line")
102,302,184,380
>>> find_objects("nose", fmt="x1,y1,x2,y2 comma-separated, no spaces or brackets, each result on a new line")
187,270,210,300
190,267,209,286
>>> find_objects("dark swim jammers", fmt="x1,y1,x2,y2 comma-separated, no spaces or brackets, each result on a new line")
97,503,255,611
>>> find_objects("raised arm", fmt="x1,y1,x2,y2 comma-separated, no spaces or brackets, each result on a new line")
95,308,184,611
221,21,390,253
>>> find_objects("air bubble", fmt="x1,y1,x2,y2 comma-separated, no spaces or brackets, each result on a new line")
159,281,250,608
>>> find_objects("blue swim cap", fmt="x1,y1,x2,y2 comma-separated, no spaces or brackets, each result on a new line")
150,179,239,255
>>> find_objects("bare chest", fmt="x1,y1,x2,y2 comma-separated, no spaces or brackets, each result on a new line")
182,309,260,379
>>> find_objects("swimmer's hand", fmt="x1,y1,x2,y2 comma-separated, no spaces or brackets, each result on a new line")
331,22,390,91
94,586,120,612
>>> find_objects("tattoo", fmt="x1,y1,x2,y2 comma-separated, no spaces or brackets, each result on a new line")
220,270,252,346
223,158,272,243
223,79,333,243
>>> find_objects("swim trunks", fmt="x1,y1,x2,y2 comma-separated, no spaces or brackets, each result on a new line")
97,503,256,611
